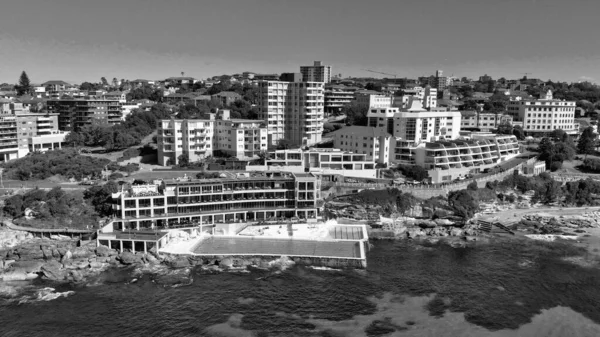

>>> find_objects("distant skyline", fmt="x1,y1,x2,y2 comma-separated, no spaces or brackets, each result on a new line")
1,0,599,84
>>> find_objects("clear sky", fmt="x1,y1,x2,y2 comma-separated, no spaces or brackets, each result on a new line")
0,0,599,84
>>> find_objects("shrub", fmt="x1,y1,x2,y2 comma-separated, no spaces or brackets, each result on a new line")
109,172,124,180
467,181,478,191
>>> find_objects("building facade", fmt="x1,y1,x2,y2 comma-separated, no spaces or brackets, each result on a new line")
331,126,392,164
0,114,66,162
506,90,577,136
300,61,332,83
47,98,121,131
355,93,392,109
157,110,268,166
106,171,320,232
324,86,355,116
257,80,324,147
460,111,513,132
393,134,520,183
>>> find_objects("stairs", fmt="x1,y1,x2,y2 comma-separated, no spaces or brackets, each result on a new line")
477,220,515,235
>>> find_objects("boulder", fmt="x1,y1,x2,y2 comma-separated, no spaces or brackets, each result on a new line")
17,247,45,260
2,259,16,269
41,260,66,281
434,219,454,226
118,251,142,265
220,258,233,268
1,271,38,281
407,228,426,238
10,261,45,273
167,256,190,268
144,253,159,265
71,246,93,259
417,220,437,228
68,270,84,282
450,228,464,237
95,245,115,257
61,250,73,263
89,261,105,269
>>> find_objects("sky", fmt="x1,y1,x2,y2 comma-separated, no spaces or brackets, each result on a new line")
0,0,599,84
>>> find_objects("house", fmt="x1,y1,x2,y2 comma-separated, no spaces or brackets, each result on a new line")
211,91,242,106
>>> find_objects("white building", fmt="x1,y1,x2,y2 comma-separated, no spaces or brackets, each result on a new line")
355,92,392,109
330,126,393,165
395,86,437,109
257,80,324,148
460,111,513,132
506,90,578,136
300,61,332,83
247,148,378,179
367,101,461,143
393,133,520,183
157,110,268,166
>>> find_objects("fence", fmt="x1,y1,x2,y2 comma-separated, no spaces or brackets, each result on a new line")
324,157,538,199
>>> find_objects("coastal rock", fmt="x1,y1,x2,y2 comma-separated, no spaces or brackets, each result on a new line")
167,256,190,268
118,251,142,265
434,219,454,226
89,261,105,269
220,258,233,268
71,246,93,259
407,228,426,238
450,228,464,237
1,259,16,269
95,245,116,257
9,261,45,274
41,260,66,281
417,220,437,228
1,271,38,281
61,250,73,263
68,270,84,282
16,247,45,260
144,253,159,265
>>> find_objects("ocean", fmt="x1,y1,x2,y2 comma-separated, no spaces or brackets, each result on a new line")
2,238,600,337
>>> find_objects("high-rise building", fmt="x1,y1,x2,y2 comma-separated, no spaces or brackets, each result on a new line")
300,61,332,83
257,80,324,148
324,85,356,116
0,113,67,162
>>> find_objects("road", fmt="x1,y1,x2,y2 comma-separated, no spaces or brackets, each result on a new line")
477,206,600,223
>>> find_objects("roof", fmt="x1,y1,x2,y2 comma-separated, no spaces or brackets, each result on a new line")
212,91,242,98
105,91,124,95
460,110,478,117
330,125,391,138
165,77,196,81
42,80,70,86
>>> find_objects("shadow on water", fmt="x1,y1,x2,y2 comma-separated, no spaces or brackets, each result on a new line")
368,238,600,330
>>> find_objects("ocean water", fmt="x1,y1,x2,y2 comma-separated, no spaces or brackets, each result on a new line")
2,238,600,336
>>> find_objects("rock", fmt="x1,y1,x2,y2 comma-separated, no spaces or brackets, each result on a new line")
95,245,116,257
2,259,16,269
17,247,45,260
167,256,190,268
434,219,454,226
417,220,437,228
41,260,66,281
68,270,84,282
10,261,45,273
464,236,478,242
450,228,464,237
1,271,38,281
407,228,426,238
118,251,141,265
145,253,159,265
71,246,93,259
89,261,104,269
61,250,73,263
220,258,233,268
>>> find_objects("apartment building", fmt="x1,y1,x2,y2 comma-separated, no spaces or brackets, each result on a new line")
103,171,320,233
47,98,121,131
0,114,66,162
460,111,513,132
157,110,268,166
395,86,437,109
324,85,356,115
393,134,520,183
252,148,378,178
367,101,461,143
330,126,393,164
300,61,332,83
506,90,577,136
257,80,324,147
355,92,392,109
42,80,70,98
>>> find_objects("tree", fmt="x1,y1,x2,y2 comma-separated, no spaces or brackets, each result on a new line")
448,190,478,219
177,153,189,167
112,78,119,87
467,181,478,191
495,120,513,135
80,82,101,91
16,71,31,95
550,129,567,141
578,126,597,159
396,194,413,216
513,125,525,140
342,102,369,126
100,77,108,86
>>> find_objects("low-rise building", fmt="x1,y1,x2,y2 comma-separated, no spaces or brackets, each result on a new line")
211,91,242,106
0,113,67,162
460,111,513,132
330,126,392,164
393,133,520,183
355,92,391,109
102,171,320,233
247,148,378,179
506,90,577,136
324,85,355,116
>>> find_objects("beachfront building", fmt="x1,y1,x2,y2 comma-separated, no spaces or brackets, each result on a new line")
506,90,578,136
257,79,324,147
47,98,121,131
367,101,462,142
460,111,513,132
393,133,520,183
157,109,268,166
246,148,378,179
330,126,393,165
105,171,320,232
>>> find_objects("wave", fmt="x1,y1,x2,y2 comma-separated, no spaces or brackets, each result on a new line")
13,287,75,304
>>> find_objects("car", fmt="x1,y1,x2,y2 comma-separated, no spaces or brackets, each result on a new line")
345,178,358,183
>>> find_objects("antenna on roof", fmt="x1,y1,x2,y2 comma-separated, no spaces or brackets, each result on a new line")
181,71,184,77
